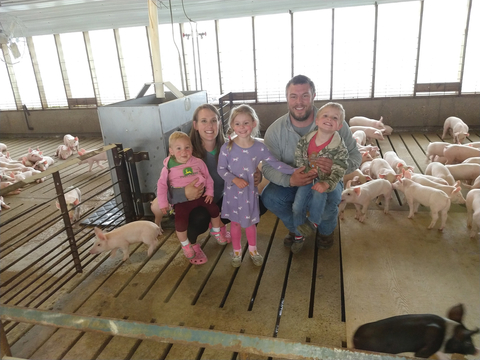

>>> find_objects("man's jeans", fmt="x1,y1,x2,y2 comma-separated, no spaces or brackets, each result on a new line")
261,181,343,236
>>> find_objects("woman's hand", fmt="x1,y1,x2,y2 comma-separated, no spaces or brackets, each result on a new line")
233,177,248,189
185,178,204,201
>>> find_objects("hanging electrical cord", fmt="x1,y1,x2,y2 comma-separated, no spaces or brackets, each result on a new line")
181,0,201,90
164,0,185,90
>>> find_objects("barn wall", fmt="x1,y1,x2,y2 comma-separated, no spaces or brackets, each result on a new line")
1,95,479,137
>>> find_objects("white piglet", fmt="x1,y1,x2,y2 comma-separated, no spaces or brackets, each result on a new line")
426,142,450,163
89,221,162,261
466,189,480,238
338,178,392,222
349,126,385,142
383,151,414,174
425,162,456,186
56,187,82,223
349,116,385,130
393,177,460,231
79,151,108,172
442,116,469,144
369,158,401,183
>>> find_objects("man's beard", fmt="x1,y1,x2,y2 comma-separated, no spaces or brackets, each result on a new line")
290,107,313,122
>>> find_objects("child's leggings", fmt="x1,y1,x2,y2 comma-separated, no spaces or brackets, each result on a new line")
230,222,256,251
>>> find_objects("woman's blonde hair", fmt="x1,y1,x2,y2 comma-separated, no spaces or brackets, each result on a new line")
226,104,260,150
189,103,225,160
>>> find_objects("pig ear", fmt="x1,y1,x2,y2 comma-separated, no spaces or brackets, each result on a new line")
346,180,352,188
28,148,33,153
94,227,107,241
366,175,372,181
448,304,464,323
353,187,361,195
379,116,383,123
379,174,385,179
55,201,61,209
73,199,80,206
454,180,461,188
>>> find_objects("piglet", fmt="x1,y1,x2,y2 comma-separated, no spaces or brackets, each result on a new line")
64,134,80,152
463,175,480,190
369,158,401,183
425,162,456,186
338,178,392,222
426,142,450,163
34,156,54,171
445,163,480,184
353,304,479,358
56,187,82,223
89,220,162,261
442,116,469,144
352,130,367,146
0,196,10,211
383,150,414,174
350,126,385,143
55,144,73,160
19,147,43,167
443,144,480,165
349,116,385,130
393,177,460,230
466,189,480,238
78,150,108,172
407,171,466,205
343,169,371,187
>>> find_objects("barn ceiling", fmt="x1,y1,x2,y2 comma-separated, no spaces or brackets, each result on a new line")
0,0,415,37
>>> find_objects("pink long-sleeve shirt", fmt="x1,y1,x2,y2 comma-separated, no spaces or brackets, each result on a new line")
156,155,214,209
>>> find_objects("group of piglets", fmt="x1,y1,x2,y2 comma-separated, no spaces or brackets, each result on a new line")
1,144,55,210
340,115,480,236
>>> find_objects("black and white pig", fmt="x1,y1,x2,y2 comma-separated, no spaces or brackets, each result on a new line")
353,304,479,358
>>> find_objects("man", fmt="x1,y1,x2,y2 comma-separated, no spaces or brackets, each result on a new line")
261,75,361,253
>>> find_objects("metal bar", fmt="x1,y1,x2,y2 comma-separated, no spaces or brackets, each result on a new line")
371,2,378,99
413,0,424,97
112,144,136,223
53,171,82,274
124,148,144,218
0,305,418,360
0,320,12,357
22,104,34,131
458,0,472,96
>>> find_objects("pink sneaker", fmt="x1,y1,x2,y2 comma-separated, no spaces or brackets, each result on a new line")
210,230,229,245
220,226,232,243
182,243,195,259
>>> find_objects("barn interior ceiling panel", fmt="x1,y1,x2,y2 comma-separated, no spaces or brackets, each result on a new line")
1,0,417,37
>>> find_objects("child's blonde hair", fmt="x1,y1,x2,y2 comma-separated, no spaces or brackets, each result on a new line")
318,102,346,123
226,104,260,150
169,131,191,147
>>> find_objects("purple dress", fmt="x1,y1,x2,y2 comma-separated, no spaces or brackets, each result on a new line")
218,140,295,228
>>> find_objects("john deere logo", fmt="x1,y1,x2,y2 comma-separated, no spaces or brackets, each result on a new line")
183,167,193,176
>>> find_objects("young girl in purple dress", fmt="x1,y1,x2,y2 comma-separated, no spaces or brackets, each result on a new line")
217,105,295,267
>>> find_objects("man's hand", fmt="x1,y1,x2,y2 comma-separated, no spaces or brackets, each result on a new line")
289,166,317,187
185,178,204,201
253,167,262,186
314,157,333,175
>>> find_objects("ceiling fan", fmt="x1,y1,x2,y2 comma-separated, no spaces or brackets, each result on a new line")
0,13,27,64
